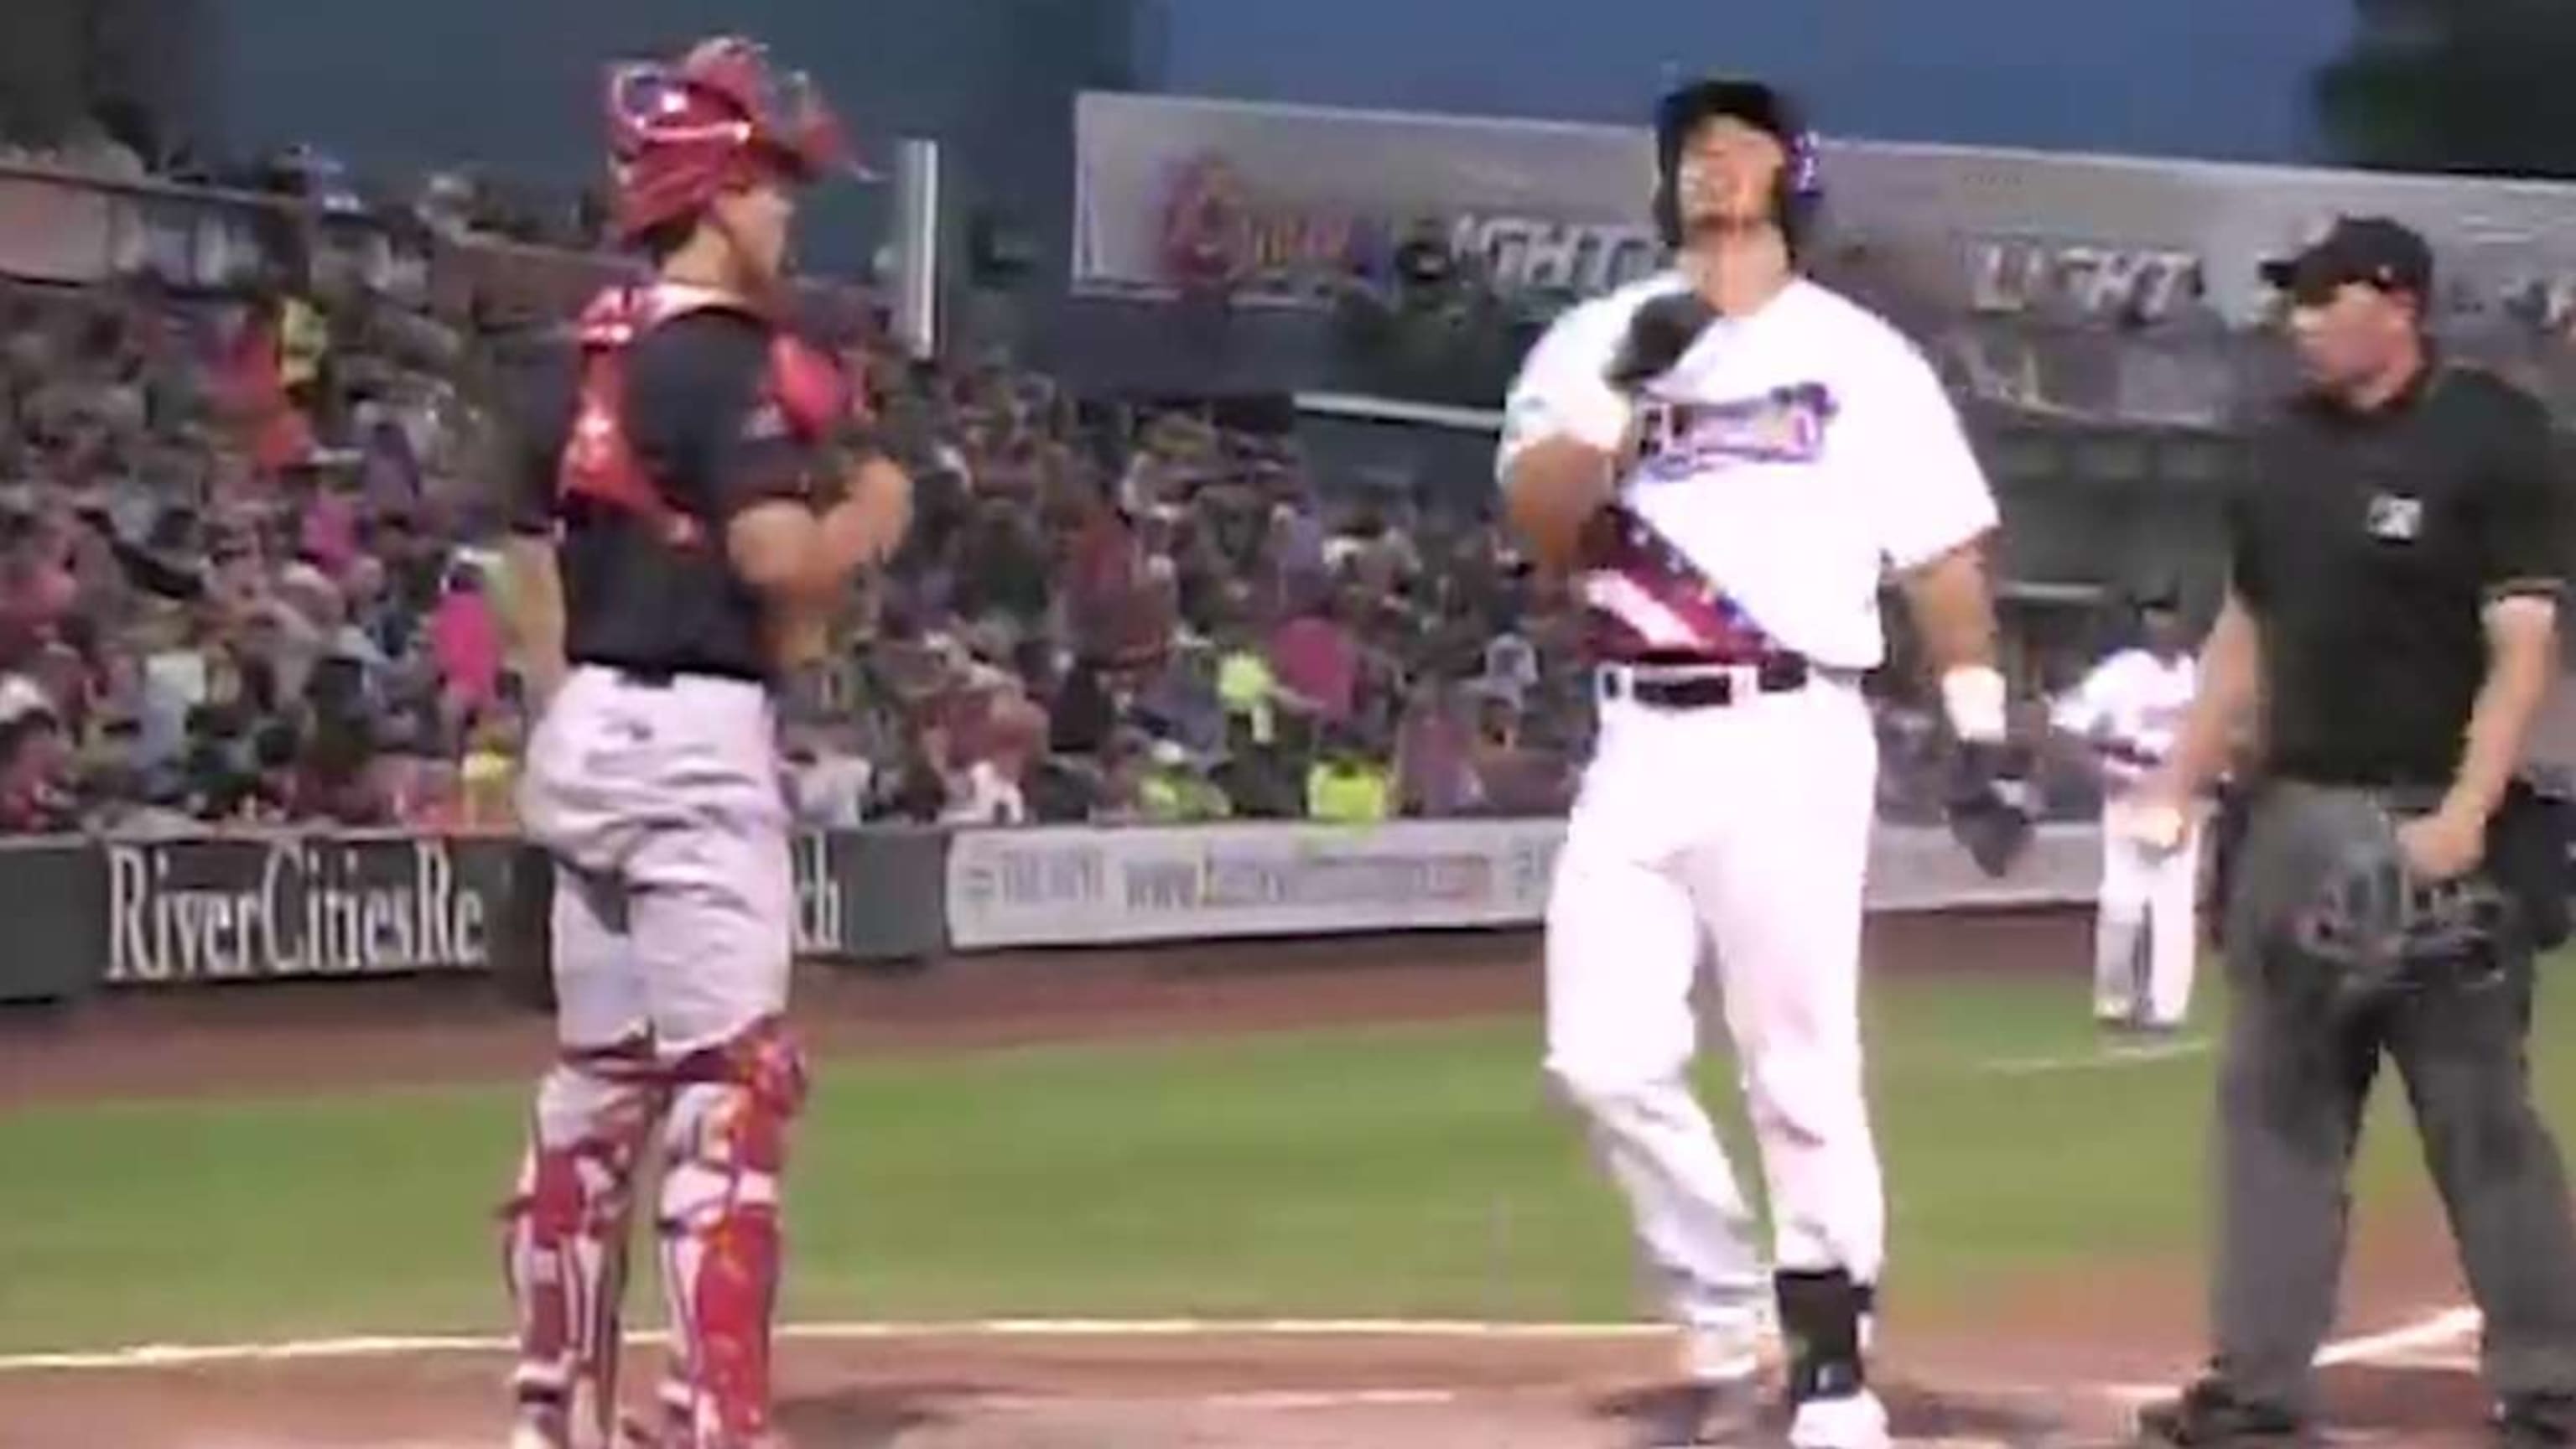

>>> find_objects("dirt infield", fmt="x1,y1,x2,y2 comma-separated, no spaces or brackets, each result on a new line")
0,908,2506,1446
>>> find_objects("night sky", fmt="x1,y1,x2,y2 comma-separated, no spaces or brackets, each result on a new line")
216,0,2357,179
1159,0,2353,162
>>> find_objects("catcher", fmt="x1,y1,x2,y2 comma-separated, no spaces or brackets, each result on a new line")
495,37,910,1449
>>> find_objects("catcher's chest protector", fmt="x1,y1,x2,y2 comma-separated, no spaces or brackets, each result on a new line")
556,283,849,546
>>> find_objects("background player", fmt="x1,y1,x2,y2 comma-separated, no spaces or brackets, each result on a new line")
2049,582,2203,1031
1498,75,2017,1449
496,38,911,1449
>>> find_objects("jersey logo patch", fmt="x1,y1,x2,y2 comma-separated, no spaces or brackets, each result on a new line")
2365,491,2423,543
1639,382,1837,475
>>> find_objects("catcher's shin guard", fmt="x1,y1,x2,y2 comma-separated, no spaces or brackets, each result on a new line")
501,1043,663,1444
652,1018,808,1448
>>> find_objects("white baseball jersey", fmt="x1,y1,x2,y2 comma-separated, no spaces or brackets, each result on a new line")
1496,273,1997,672
2051,648,2198,790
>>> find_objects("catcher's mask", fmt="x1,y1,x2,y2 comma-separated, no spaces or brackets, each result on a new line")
1650,77,1823,255
605,35,870,244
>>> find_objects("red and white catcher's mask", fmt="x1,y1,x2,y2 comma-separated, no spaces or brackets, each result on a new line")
604,35,870,242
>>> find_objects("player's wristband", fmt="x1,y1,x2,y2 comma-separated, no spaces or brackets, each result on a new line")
1941,665,2008,745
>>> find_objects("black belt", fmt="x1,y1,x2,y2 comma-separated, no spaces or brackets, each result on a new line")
1596,654,1813,709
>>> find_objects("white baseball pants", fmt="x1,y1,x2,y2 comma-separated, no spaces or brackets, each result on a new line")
2093,797,2201,1028
1543,672,1883,1341
517,667,797,1057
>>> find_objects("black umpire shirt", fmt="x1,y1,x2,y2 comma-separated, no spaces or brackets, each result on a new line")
506,309,821,683
2233,361,2569,788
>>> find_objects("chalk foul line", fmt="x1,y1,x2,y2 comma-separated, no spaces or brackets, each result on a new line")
2101,1306,2484,1404
0,1317,1668,1374
1976,1037,2213,1076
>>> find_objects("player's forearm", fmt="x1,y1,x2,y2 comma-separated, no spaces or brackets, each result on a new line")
1896,540,2005,740
1898,542,1997,674
818,457,914,579
501,534,567,705
2443,599,2558,827
2163,595,2261,797
1501,439,1618,575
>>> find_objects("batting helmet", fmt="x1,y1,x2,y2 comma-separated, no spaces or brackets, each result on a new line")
604,36,867,244
1651,77,1823,254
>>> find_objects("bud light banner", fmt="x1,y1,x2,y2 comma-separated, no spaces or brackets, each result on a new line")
1072,91,2576,335
1073,92,1658,310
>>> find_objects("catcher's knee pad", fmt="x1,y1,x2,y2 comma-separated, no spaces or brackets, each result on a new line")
653,1018,808,1446
1775,1268,1872,1401
501,1045,662,1436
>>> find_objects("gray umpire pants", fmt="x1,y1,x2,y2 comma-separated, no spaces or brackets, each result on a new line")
2210,781,2576,1418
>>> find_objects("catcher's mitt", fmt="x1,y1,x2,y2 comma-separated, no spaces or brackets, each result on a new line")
1945,741,2037,878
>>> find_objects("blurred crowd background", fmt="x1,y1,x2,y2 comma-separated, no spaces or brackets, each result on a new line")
2,0,2381,841
0,221,2089,840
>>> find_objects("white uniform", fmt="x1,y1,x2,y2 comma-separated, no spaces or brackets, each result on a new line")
1498,274,1997,1359
2052,647,2202,1028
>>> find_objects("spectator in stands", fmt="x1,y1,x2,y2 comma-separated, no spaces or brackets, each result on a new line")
1270,589,1358,725
1213,616,1280,746
1132,632,1227,757
1136,737,1231,823
428,557,501,724
1306,728,1391,824
1394,677,1477,818
1477,621,1540,713
786,717,875,829
0,699,74,833
455,704,519,830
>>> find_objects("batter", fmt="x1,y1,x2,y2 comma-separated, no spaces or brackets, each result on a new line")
1498,77,2014,1449
496,38,911,1449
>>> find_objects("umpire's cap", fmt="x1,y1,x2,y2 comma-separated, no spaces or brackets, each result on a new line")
1652,77,1823,252
2258,216,2433,309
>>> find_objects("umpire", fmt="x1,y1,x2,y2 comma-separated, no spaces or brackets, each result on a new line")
2130,216,2576,1446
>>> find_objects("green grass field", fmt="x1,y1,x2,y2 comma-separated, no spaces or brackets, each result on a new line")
0,958,2562,1357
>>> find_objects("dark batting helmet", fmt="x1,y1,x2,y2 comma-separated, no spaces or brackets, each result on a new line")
1651,76,1823,254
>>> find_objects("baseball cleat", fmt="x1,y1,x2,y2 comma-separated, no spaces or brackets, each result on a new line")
506,1419,567,1449
1629,1378,1768,1448
2132,1379,2309,1446
2495,1395,2576,1448
1788,1387,1890,1449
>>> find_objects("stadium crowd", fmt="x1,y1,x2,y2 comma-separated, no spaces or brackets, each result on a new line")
0,241,1623,839
0,147,2114,840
